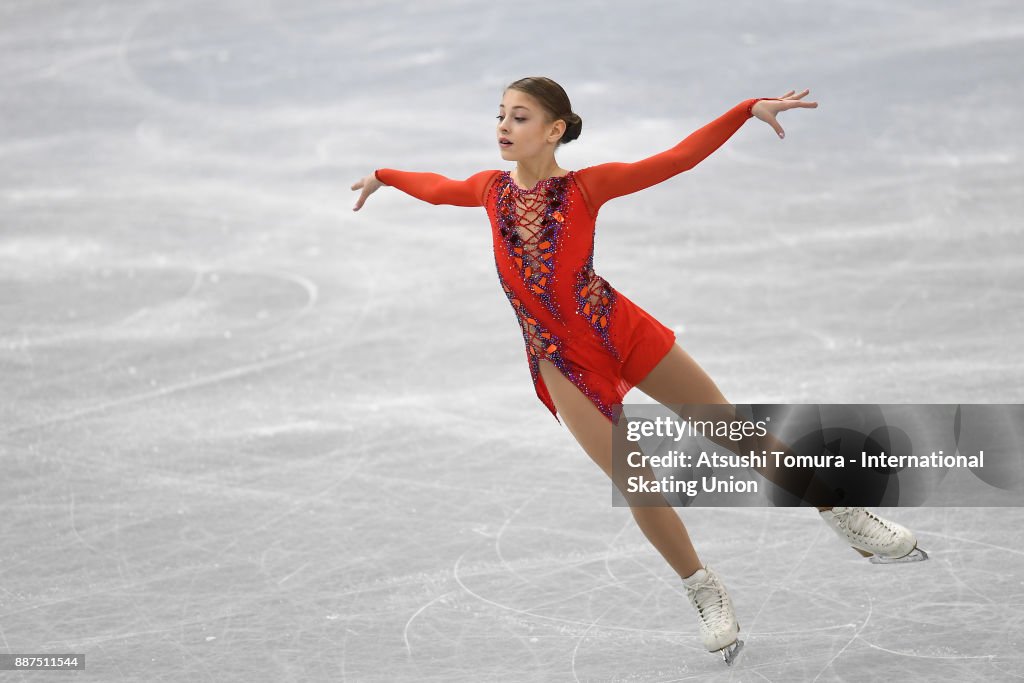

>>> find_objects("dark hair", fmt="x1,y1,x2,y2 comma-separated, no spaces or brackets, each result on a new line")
504,76,583,146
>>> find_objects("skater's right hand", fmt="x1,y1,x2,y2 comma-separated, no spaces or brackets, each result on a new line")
351,173,384,211
751,89,818,139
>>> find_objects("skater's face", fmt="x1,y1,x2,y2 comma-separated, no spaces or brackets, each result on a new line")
496,89,566,160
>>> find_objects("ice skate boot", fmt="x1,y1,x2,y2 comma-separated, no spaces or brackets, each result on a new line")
819,507,929,564
681,565,743,665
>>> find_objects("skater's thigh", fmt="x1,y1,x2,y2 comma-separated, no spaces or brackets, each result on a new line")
634,343,731,407
634,344,754,449
539,359,674,505
537,359,614,479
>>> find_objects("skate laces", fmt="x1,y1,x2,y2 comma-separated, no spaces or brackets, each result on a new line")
685,573,733,633
832,507,896,545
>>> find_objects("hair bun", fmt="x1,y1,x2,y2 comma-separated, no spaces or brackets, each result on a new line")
561,112,583,145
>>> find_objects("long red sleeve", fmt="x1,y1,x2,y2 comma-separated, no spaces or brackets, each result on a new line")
374,168,498,207
574,98,775,214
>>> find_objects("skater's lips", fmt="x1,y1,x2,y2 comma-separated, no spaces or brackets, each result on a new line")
499,137,512,145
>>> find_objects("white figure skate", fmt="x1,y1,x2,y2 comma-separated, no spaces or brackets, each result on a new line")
682,565,743,665
819,507,929,564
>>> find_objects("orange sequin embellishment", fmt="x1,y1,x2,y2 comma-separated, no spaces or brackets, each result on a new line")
575,265,619,359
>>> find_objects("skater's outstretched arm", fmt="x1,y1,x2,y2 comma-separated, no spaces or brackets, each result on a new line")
574,90,816,214
351,168,498,210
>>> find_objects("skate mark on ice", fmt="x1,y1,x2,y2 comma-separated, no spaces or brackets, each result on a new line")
598,517,650,600
921,529,1024,558
811,592,874,683
858,637,999,661
940,556,998,607
450,549,685,637
67,490,111,564
522,582,623,614
492,489,546,589
988,657,1024,680
742,515,828,645
402,590,454,655
2,265,316,350
172,476,350,630
276,561,310,586
1,342,338,437
3,255,377,437
570,603,615,683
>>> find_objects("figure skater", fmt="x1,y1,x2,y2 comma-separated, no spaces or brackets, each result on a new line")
351,76,927,666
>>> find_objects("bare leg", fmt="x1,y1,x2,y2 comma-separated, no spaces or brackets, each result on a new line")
537,359,704,579
635,344,838,508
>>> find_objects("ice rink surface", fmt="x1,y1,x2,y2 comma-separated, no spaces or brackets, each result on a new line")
2,0,1023,680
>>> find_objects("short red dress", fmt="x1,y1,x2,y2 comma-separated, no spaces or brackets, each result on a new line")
375,97,774,425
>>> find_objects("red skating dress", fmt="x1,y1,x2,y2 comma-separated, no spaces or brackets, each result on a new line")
375,98,774,425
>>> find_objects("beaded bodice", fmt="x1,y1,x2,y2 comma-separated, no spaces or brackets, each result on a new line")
486,170,621,376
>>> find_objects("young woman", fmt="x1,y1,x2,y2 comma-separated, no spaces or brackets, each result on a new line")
351,76,927,666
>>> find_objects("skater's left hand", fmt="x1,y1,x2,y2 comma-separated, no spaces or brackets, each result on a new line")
752,89,818,139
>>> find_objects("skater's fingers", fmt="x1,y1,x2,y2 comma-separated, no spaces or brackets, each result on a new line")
778,99,818,111
780,88,810,101
778,100,818,110
751,103,786,139
353,185,375,211
763,113,785,139
352,173,383,210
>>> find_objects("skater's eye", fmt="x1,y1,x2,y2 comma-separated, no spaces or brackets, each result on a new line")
495,115,526,122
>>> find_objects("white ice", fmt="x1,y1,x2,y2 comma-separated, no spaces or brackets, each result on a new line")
1,1,1023,681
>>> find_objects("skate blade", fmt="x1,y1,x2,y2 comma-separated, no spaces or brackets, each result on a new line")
868,546,929,564
719,639,744,666
854,544,929,563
